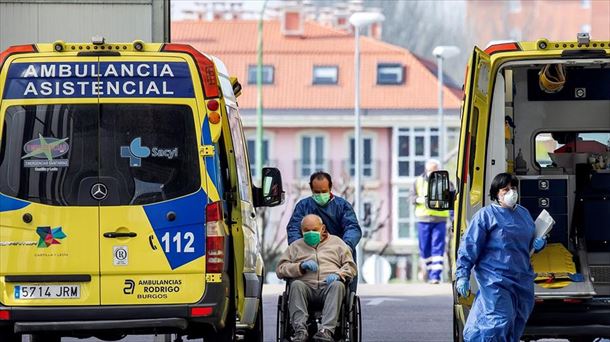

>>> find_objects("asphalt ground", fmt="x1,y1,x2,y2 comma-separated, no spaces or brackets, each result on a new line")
17,283,604,341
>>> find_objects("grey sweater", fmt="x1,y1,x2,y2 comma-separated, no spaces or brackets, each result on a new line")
276,235,357,288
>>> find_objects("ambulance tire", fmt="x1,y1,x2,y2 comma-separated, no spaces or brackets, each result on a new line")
243,297,264,342
31,334,61,342
215,295,236,341
453,309,464,342
0,329,19,342
214,248,236,342
569,338,596,342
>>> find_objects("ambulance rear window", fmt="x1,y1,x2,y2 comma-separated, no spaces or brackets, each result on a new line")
0,104,200,206
0,104,98,206
99,104,200,205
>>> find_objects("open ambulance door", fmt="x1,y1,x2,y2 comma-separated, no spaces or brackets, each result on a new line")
451,47,492,342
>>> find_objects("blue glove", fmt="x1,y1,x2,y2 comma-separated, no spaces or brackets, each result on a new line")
533,237,547,252
300,260,318,273
325,273,340,283
456,278,470,297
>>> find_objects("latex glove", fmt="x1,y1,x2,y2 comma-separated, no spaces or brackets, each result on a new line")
325,273,340,283
456,278,470,297
300,260,318,273
533,237,547,252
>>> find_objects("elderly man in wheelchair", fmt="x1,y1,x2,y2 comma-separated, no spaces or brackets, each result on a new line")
276,214,357,342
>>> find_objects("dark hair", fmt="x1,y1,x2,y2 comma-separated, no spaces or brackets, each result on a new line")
309,171,333,189
489,173,518,201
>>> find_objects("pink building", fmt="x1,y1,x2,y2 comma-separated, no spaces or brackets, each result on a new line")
172,10,462,281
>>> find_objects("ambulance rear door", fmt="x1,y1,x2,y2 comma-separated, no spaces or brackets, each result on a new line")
453,47,492,328
97,57,207,305
454,47,492,253
0,55,102,306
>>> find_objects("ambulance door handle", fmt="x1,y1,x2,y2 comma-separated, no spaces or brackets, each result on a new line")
104,232,137,238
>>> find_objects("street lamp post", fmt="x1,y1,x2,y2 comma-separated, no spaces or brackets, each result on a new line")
432,46,460,169
349,12,384,277
255,0,269,184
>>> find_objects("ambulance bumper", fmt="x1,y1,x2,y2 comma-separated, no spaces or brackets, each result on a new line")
524,300,610,338
0,274,231,334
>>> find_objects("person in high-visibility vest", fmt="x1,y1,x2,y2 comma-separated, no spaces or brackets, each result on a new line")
412,159,450,284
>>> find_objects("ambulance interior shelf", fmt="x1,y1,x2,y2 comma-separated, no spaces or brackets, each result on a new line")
574,171,610,252
518,176,597,297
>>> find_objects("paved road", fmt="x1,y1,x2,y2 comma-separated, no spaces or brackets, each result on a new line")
23,283,600,341
37,284,452,342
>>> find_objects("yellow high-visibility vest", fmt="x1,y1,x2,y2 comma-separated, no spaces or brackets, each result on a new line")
415,176,450,218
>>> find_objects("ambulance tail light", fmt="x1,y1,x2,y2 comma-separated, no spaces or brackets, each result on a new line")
563,298,583,304
0,310,10,320
484,42,521,55
206,99,219,112
206,201,226,273
161,43,220,99
0,44,37,71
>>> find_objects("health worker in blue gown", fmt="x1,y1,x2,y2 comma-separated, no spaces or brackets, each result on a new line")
455,173,547,342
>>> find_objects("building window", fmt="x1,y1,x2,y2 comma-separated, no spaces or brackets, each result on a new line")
312,66,338,85
396,127,445,178
349,136,374,178
396,187,414,239
247,65,274,85
246,137,270,178
508,0,521,13
300,134,326,177
581,0,591,8
377,63,404,85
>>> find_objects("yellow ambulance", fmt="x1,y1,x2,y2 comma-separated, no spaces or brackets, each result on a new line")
0,39,283,341
428,33,610,341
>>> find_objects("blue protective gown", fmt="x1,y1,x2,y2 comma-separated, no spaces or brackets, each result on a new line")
455,204,536,342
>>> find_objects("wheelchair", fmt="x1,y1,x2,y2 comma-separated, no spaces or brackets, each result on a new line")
276,279,361,342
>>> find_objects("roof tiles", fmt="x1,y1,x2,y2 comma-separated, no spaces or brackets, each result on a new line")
172,19,462,110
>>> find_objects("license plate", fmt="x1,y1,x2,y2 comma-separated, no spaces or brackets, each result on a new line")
14,285,80,299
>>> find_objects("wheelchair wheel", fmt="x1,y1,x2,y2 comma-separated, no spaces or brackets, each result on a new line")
347,293,361,342
277,292,291,342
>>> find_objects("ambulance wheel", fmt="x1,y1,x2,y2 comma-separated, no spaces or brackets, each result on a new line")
0,329,19,342
453,310,464,342
243,297,264,342
214,249,236,342
31,334,61,342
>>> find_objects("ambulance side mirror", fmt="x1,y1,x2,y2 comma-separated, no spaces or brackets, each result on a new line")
254,167,284,207
427,170,454,210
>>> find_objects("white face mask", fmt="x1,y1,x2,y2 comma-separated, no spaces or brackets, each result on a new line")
501,189,519,207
